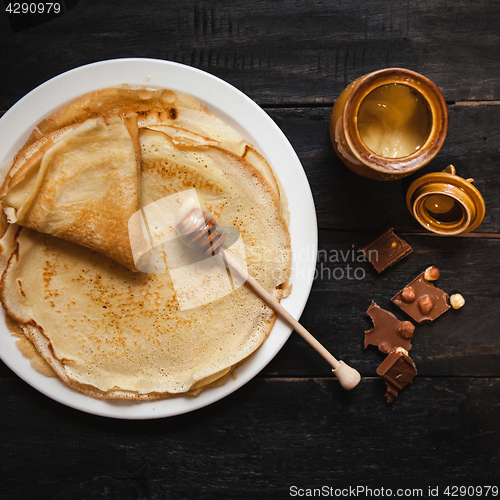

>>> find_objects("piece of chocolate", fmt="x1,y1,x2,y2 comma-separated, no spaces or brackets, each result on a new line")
364,301,414,353
360,226,412,273
376,348,417,403
391,271,450,323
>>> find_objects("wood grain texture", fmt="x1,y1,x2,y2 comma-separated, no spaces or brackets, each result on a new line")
1,0,500,108
1,230,497,379
265,103,500,233
1,0,500,497
263,230,500,377
1,377,499,499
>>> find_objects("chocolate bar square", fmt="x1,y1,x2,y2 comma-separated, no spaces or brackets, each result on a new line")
360,227,412,273
376,349,417,403
392,272,450,323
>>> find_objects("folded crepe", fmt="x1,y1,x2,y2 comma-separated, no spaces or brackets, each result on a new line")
1,113,141,271
0,86,292,399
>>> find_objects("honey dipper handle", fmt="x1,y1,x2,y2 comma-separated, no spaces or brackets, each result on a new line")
222,250,361,390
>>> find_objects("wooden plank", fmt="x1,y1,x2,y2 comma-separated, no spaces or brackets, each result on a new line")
0,110,497,378
266,103,500,233
1,103,497,233
1,231,498,382
0,376,499,499
2,0,500,108
264,230,500,378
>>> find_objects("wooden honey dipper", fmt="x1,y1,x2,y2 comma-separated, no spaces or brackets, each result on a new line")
176,204,361,390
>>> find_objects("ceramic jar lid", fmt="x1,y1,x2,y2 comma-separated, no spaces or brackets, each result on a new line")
406,165,485,235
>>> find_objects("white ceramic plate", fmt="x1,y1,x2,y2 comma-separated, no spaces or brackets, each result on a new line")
0,59,317,419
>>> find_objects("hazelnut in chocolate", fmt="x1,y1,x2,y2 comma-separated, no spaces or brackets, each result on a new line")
360,226,412,273
364,301,414,353
392,269,450,323
424,265,440,281
376,348,417,403
401,286,416,303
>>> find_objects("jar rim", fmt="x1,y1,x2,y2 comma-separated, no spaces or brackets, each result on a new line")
413,190,473,235
343,68,448,175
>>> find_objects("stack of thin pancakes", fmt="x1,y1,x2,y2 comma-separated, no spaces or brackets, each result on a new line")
0,86,291,399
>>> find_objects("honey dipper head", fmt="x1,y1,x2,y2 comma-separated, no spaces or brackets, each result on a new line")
176,206,224,257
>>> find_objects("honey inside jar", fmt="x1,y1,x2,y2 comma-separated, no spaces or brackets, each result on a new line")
424,194,465,223
357,84,432,159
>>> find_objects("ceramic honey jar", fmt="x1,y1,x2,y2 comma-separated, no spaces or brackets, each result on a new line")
330,68,448,181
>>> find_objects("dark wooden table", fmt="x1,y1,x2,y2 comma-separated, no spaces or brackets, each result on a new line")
1,2,499,499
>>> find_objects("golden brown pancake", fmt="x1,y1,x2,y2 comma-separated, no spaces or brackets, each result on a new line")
0,86,292,399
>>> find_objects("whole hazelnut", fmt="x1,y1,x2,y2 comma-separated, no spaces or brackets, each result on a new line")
398,321,415,339
419,296,434,315
401,286,416,303
450,293,465,310
424,266,440,281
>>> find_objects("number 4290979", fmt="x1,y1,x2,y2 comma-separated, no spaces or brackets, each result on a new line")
5,3,62,14
443,485,498,497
